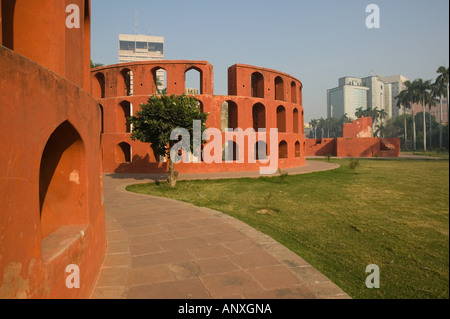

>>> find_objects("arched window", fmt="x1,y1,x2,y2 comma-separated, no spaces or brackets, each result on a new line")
116,142,131,163
185,67,202,94
295,141,301,158
221,100,238,131
119,68,133,96
223,141,239,162
291,81,297,104
293,108,299,133
99,104,104,133
117,101,131,133
152,67,167,95
252,103,266,131
255,141,268,160
39,121,87,239
279,140,288,159
301,110,305,133
93,72,105,99
275,76,284,101
251,72,264,98
277,105,286,133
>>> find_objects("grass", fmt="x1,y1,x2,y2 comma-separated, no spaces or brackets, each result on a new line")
402,151,449,159
126,158,449,299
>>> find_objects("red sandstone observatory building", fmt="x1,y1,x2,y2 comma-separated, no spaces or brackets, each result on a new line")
0,1,106,298
92,62,306,174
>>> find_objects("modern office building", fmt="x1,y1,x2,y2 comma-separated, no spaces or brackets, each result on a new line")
327,76,370,119
327,75,409,122
380,75,409,118
118,34,165,94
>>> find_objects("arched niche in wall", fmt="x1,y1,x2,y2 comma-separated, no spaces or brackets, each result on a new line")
39,121,87,239
251,72,264,98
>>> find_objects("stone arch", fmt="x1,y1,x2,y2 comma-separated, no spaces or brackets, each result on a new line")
39,121,87,239
185,66,203,94
255,140,268,160
116,142,131,163
117,100,131,133
221,100,238,131
279,140,288,159
223,141,239,162
252,103,266,131
275,76,284,101
99,104,104,133
93,72,105,99
277,105,286,133
251,72,264,98
293,108,299,133
152,66,167,95
295,141,301,158
291,81,297,104
119,68,132,96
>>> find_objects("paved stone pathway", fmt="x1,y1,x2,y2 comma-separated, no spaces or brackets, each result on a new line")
90,161,350,299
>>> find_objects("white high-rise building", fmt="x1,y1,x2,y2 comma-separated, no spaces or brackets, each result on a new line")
118,34,165,94
380,75,410,118
327,75,408,122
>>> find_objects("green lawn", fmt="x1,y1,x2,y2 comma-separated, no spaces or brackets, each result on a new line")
126,159,449,299
402,151,449,159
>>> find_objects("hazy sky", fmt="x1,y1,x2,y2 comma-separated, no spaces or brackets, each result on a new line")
91,0,449,122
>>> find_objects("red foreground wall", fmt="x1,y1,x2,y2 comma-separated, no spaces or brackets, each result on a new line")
92,62,307,174
306,118,400,158
0,0,105,299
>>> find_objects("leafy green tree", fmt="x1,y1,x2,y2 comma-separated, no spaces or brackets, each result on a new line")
129,94,208,187
90,60,104,68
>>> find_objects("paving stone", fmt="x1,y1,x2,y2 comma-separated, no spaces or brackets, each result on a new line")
125,279,211,299
127,265,175,286
229,251,281,269
196,257,240,275
200,270,264,298
248,265,304,289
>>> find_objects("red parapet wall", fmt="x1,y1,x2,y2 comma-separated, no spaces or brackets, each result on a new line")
306,139,337,156
92,62,306,174
343,117,373,138
0,46,106,299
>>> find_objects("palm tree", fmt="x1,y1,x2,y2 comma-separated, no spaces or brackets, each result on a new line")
434,70,447,148
436,66,449,147
407,80,420,151
376,109,387,138
413,79,432,151
355,107,365,119
396,88,411,150
363,107,380,133
428,83,440,149
375,122,386,139
310,119,319,139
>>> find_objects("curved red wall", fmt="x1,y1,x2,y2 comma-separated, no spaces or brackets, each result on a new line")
92,62,307,174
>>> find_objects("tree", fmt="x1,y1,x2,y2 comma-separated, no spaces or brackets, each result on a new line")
310,119,318,138
396,88,412,150
407,80,420,151
413,79,432,151
355,107,366,119
90,60,104,68
428,83,440,149
436,66,449,148
129,94,208,187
